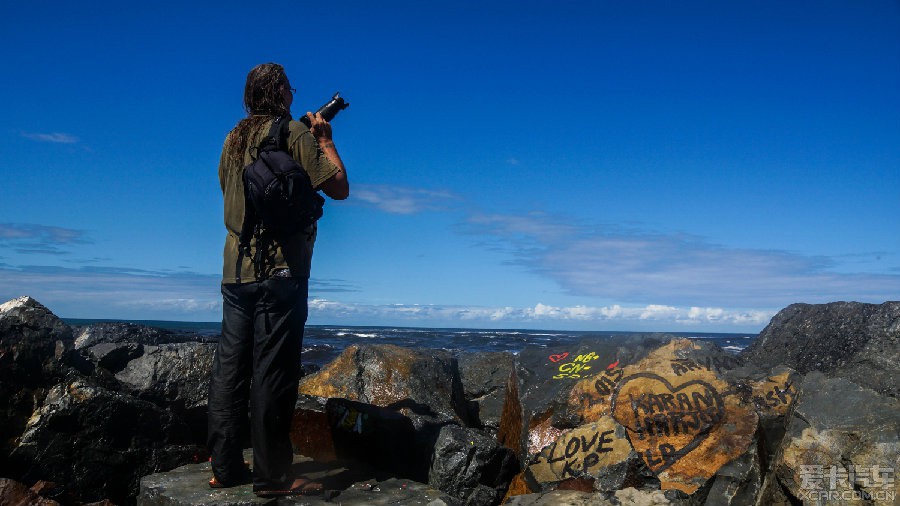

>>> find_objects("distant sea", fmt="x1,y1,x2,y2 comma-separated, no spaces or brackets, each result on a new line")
64,319,756,369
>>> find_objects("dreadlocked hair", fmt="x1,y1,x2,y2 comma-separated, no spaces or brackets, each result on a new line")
225,63,290,167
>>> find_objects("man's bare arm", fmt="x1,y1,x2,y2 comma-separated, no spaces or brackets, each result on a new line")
307,112,349,200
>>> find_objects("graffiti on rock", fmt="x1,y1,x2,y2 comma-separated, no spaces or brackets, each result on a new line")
552,352,601,380
611,372,725,473
532,426,621,479
670,356,742,377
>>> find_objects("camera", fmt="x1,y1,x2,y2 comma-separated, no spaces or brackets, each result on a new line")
299,92,349,126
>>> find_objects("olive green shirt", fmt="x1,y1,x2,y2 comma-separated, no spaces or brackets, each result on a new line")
219,118,339,284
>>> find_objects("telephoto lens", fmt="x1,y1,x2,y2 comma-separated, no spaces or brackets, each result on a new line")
300,92,349,126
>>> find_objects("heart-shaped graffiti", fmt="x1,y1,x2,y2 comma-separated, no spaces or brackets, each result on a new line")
610,372,724,473
548,352,569,363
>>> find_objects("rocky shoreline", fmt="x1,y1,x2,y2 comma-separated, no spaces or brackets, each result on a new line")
0,296,897,505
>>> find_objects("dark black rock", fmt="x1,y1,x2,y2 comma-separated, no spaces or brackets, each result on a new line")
326,397,423,481
293,394,453,484
741,301,900,396
73,322,196,349
705,436,763,506
0,296,73,386
0,296,74,474
88,341,145,373
429,425,519,506
8,376,201,505
457,351,515,430
115,343,216,443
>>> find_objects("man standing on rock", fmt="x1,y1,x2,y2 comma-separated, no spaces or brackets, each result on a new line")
207,63,348,497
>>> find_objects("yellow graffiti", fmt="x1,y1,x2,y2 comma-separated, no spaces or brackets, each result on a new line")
553,351,600,380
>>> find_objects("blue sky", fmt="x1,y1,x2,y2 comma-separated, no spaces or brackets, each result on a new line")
1,1,898,332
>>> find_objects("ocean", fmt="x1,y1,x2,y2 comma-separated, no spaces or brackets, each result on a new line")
64,319,756,369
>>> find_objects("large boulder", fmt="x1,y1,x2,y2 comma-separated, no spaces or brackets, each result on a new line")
292,396,424,480
429,424,519,506
524,416,646,492
114,342,217,441
457,351,515,432
762,372,900,505
608,339,758,496
741,301,900,396
294,344,473,485
500,337,760,502
8,377,202,505
497,335,669,466
298,344,469,425
0,296,74,472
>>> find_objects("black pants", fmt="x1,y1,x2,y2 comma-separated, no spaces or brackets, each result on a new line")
207,277,308,489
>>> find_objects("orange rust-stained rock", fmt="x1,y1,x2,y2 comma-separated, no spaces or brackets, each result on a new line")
290,396,337,461
557,477,596,492
298,343,468,424
497,367,524,458
497,337,664,462
749,367,798,417
610,339,757,495
568,365,626,422
0,478,61,506
500,471,535,502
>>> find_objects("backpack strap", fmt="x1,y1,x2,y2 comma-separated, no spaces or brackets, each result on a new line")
259,115,292,153
234,115,292,283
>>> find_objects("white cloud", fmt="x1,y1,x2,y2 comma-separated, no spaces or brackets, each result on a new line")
0,265,222,320
307,298,774,329
352,185,459,214
0,224,91,256
22,132,79,144
463,213,900,308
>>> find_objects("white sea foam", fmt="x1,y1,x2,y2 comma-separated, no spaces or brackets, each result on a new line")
335,331,378,338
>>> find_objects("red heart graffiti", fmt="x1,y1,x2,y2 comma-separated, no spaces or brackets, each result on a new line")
548,352,569,363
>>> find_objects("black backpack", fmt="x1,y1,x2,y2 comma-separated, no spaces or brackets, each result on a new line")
236,116,325,281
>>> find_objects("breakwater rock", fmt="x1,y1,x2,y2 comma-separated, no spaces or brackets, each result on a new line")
1,296,899,506
741,300,900,397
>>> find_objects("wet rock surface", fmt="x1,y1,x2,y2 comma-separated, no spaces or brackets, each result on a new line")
429,424,519,506
8,376,202,504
